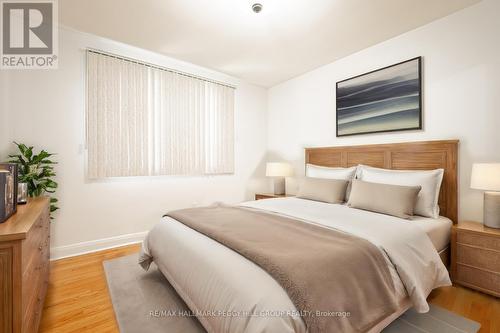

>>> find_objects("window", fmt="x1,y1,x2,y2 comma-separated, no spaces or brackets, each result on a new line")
86,50,235,178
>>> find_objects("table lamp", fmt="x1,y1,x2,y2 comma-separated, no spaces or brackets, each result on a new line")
471,163,500,228
266,162,293,195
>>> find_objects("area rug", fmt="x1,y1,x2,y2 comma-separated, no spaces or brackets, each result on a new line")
103,254,480,333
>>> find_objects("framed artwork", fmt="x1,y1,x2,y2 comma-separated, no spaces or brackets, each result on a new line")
336,57,422,137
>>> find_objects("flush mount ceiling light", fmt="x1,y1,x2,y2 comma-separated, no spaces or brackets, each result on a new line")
252,3,263,13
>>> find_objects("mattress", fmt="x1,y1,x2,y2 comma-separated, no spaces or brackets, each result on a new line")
410,215,452,252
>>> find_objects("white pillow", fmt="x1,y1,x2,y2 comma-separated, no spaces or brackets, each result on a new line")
306,164,357,180
355,165,444,218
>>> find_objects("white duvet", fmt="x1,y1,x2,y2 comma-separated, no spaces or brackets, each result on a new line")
140,197,451,333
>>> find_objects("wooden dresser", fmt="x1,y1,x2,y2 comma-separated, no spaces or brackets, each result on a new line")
0,197,50,333
451,221,500,297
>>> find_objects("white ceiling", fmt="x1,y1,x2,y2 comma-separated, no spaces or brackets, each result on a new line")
60,0,480,87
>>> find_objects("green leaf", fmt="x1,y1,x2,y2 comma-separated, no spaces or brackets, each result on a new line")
32,151,53,163
12,142,59,220
25,146,33,159
14,142,28,155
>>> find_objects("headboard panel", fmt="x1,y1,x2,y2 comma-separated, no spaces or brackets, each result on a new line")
305,140,459,223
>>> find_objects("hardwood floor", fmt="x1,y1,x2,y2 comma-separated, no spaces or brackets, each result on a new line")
428,285,500,333
39,244,140,333
39,244,500,333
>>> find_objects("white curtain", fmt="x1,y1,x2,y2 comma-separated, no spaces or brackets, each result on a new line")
86,51,234,179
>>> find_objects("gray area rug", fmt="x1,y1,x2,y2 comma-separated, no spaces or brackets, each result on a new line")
103,253,205,333
104,254,480,333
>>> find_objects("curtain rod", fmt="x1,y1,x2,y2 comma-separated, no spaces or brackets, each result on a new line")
86,48,236,89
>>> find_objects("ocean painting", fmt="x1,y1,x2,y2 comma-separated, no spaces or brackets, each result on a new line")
336,57,422,137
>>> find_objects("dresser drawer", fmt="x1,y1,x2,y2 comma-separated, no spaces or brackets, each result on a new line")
456,244,500,272
457,231,500,251
456,264,500,296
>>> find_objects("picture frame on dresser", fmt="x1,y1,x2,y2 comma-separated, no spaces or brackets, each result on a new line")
0,163,18,223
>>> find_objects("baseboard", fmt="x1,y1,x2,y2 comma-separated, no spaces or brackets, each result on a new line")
50,231,148,260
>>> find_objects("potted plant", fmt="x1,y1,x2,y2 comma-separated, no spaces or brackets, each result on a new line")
8,142,59,217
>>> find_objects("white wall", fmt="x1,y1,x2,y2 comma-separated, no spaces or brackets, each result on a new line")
0,71,11,159
268,0,500,222
2,27,268,257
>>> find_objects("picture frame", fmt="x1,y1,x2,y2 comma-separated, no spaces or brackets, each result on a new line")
0,163,18,223
336,57,422,137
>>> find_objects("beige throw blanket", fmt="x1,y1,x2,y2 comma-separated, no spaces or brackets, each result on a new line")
166,205,399,333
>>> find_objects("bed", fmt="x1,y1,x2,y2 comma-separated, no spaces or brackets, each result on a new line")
140,140,459,333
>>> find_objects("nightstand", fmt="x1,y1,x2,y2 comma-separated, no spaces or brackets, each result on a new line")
255,193,293,200
451,221,500,297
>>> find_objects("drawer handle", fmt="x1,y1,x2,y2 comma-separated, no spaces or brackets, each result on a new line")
38,246,43,251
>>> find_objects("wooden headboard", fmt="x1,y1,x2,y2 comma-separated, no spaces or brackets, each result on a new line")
305,140,459,223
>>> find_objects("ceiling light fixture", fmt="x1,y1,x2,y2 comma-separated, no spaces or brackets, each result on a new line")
252,3,263,13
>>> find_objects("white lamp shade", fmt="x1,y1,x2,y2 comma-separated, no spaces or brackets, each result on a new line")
266,162,293,177
471,163,500,191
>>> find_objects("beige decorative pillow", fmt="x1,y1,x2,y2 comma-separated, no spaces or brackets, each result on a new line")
297,178,349,204
347,180,422,219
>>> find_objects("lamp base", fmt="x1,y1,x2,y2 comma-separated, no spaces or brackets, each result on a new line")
484,192,500,228
273,177,286,195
